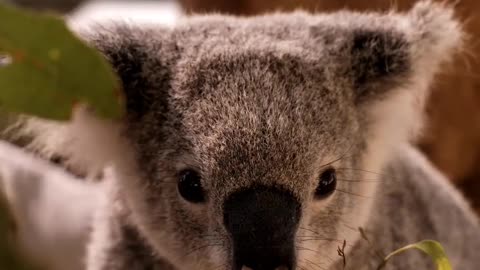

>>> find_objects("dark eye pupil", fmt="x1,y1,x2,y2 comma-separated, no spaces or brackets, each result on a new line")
178,170,205,203
315,168,337,199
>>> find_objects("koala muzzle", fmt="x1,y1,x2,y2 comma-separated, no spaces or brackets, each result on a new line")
223,186,301,270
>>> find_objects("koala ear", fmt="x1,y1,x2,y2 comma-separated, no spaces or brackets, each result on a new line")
84,25,174,120
319,1,462,105
347,29,409,103
317,1,462,170
38,26,177,174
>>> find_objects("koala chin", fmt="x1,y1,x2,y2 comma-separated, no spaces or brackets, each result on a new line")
23,1,480,270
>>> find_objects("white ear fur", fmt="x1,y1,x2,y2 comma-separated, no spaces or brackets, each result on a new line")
336,4,464,253
362,0,463,173
64,107,125,174
19,107,124,179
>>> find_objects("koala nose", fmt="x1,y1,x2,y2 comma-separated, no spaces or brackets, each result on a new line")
223,186,301,270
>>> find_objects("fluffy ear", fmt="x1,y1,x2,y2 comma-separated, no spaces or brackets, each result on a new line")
316,1,461,105
65,25,178,172
84,25,175,120
318,1,462,170
347,29,409,103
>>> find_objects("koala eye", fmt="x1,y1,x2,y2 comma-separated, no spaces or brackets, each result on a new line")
178,170,206,203
314,168,337,199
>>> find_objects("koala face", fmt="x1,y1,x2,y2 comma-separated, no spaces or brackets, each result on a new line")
83,2,460,270
126,48,363,270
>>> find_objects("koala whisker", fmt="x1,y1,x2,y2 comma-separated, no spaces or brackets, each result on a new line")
318,143,356,169
298,226,355,239
296,236,343,241
339,221,359,232
334,189,373,199
301,258,327,270
296,245,337,264
336,168,399,180
297,238,351,247
298,226,323,235
295,245,318,253
336,178,382,183
296,263,310,270
296,235,342,240
184,242,225,257
297,262,315,270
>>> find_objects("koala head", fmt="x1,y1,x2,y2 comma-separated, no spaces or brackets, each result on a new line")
73,1,461,270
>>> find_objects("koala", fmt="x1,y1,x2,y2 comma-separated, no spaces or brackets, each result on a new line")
17,1,480,270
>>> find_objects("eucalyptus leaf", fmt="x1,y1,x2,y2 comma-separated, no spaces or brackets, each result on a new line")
0,3,123,121
378,240,452,270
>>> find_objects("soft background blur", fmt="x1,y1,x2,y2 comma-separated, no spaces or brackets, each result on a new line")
6,0,480,214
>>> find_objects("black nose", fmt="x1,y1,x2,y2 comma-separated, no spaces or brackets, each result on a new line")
223,186,301,270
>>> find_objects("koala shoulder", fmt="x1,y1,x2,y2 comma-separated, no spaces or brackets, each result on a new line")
350,146,480,270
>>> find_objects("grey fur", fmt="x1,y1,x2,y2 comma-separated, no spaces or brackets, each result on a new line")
33,1,480,270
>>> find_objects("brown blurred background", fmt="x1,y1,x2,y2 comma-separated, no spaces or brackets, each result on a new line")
9,0,480,213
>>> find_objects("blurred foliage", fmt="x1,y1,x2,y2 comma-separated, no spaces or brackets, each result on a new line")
0,3,122,121
0,2,121,269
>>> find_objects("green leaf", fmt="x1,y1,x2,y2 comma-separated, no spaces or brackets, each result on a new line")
0,3,123,121
378,240,452,270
